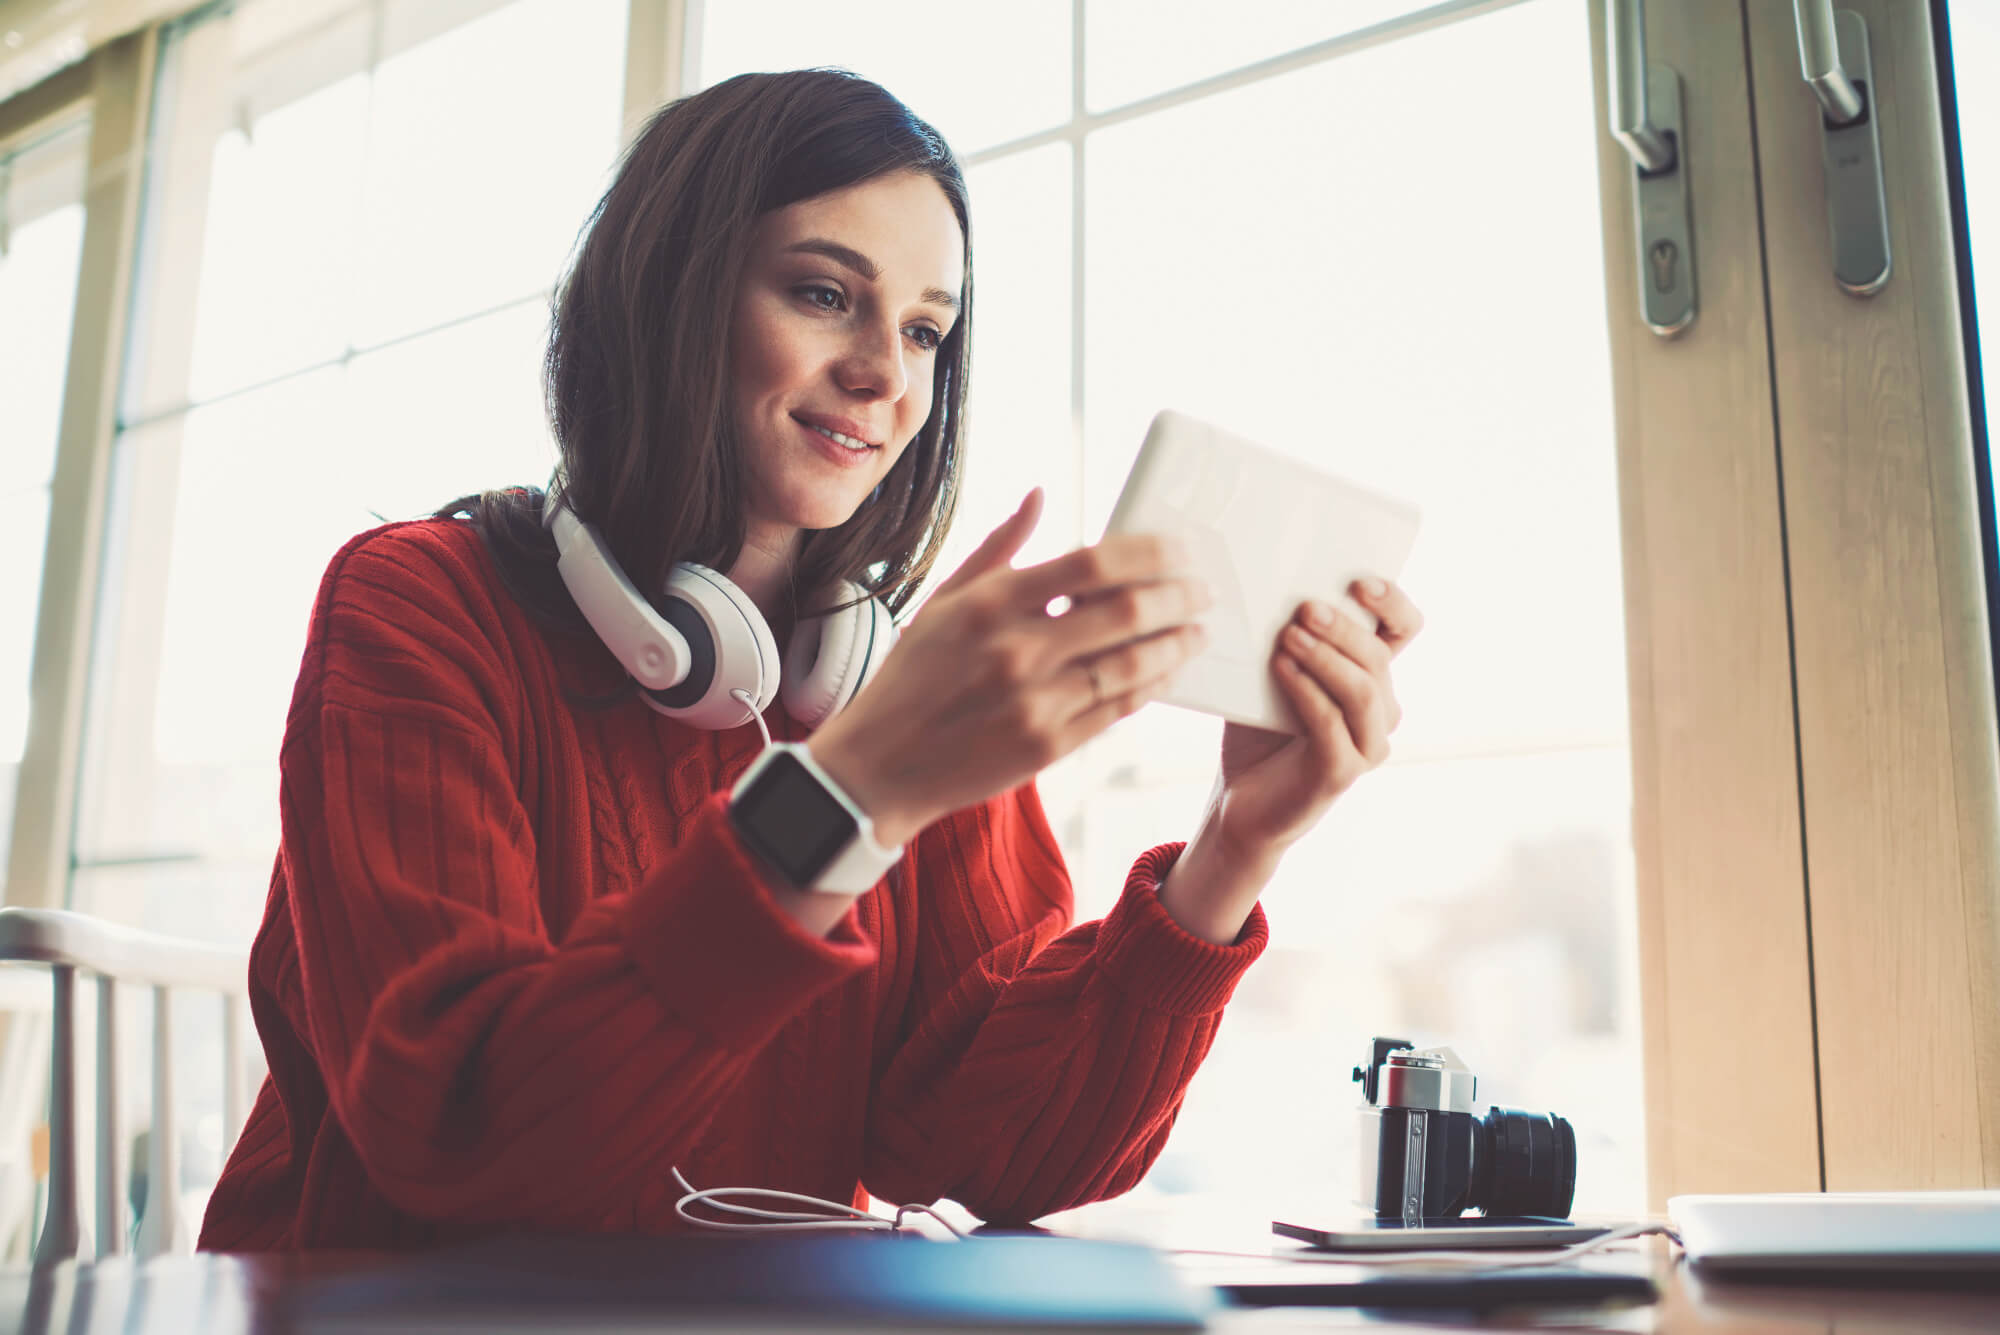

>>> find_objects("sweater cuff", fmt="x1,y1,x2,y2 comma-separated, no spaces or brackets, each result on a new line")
621,792,875,1051
1094,841,1268,1016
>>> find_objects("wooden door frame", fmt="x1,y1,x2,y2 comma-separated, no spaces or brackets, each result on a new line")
1741,0,2000,1189
1590,0,1824,1207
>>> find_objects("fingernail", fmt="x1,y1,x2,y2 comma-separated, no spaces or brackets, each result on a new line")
1360,577,1387,598
1305,601,1335,629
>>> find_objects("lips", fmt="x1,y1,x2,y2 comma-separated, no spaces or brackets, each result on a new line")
792,412,881,450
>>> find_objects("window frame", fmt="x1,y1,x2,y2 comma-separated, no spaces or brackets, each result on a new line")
3,30,156,916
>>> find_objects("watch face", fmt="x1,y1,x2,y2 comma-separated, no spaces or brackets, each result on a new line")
732,750,858,886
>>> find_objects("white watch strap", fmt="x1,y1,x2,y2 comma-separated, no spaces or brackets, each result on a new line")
750,743,903,895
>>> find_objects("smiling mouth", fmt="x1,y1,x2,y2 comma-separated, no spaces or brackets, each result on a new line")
796,416,878,451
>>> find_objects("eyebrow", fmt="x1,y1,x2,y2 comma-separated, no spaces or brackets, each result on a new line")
785,237,961,313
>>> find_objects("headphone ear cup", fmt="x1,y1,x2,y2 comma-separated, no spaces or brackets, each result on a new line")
644,563,781,730
782,584,898,729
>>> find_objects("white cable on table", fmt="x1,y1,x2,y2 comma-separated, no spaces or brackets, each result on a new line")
672,1167,967,1238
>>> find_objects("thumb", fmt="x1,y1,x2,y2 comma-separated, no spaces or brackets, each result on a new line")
932,487,1044,598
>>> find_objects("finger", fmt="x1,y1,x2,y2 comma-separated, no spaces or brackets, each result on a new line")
1047,577,1211,660
1352,577,1424,654
1296,599,1392,676
1280,623,1391,764
1064,622,1206,720
1273,651,1365,774
1063,677,1163,744
931,488,1045,599
1007,532,1192,609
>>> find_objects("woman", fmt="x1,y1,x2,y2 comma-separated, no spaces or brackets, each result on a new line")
198,69,1421,1251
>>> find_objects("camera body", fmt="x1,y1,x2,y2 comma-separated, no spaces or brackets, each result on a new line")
1352,1036,1577,1225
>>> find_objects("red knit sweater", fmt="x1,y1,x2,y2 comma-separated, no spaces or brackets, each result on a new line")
196,518,1267,1251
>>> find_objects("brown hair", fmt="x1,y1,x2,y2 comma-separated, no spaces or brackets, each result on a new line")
441,69,971,631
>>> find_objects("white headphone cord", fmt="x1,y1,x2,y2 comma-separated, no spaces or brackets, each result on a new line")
671,1167,967,1238
696,701,960,1237
729,688,773,749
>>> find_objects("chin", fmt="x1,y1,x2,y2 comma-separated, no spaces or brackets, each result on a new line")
775,490,874,533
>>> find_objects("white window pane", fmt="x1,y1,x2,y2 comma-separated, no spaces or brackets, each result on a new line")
697,0,1070,157
180,0,625,401
351,0,626,346
936,145,1076,583
0,125,89,874
1080,0,1641,1211
1087,0,1441,111
1947,4,1999,515
341,298,558,516
0,497,51,761
186,72,371,402
1,199,87,486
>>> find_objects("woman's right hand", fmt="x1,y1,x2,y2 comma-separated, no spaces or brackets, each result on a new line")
808,488,1211,848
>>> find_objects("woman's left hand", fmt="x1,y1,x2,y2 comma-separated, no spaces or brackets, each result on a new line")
1210,579,1425,861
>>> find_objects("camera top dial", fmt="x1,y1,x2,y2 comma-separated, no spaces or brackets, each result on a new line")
1368,1044,1479,1113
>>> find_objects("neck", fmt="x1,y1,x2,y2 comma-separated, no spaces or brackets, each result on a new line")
729,521,803,639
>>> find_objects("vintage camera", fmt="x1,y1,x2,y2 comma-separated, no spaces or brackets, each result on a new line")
1352,1037,1577,1224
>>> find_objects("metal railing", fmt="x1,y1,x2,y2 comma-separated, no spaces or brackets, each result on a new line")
0,907,249,1263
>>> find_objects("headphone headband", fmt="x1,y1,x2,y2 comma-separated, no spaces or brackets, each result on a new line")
542,492,894,730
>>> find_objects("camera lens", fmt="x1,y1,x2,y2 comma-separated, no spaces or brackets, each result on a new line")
1475,1107,1576,1218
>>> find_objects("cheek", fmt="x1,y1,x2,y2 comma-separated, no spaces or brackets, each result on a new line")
900,364,939,438
730,329,783,407
730,298,807,408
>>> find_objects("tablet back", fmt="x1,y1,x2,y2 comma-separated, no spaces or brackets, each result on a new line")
1104,410,1421,733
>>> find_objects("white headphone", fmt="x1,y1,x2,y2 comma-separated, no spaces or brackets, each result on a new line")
545,496,899,731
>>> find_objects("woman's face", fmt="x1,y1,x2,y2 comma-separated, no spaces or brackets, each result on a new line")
729,169,966,540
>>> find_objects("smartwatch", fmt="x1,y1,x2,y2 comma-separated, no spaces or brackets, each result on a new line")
727,742,903,895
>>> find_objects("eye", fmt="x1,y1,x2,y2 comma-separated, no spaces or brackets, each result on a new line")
796,283,846,312
904,324,945,352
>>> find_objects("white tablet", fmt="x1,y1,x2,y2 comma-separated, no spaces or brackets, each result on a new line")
1102,410,1421,734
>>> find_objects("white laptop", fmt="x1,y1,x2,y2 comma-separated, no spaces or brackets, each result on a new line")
1669,1190,2000,1274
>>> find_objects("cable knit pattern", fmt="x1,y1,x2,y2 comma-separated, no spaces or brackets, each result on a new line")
197,518,1267,1251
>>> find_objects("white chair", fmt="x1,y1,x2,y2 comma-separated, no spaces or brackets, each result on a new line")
0,907,250,1263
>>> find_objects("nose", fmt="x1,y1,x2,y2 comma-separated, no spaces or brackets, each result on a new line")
834,319,907,404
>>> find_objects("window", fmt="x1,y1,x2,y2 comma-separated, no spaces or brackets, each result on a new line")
0,121,89,875
696,0,1645,1213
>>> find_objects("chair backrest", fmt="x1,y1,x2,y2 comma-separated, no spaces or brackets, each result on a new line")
0,907,250,1263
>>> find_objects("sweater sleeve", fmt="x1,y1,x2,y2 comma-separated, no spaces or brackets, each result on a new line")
280,527,872,1227
860,782,1267,1223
